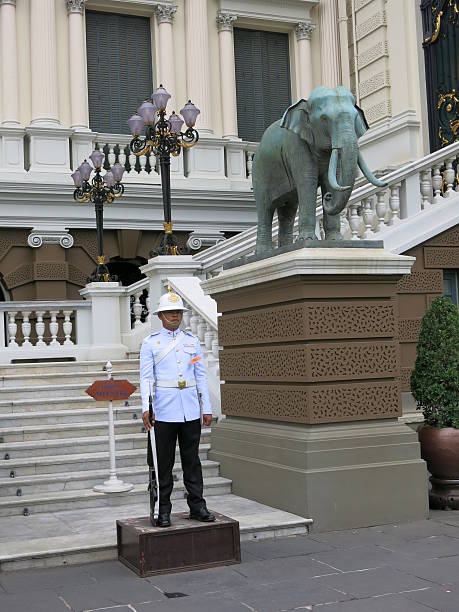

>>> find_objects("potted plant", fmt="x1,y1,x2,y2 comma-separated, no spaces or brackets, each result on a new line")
410,296,459,509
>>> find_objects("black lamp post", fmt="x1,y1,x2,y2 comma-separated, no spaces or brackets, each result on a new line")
128,85,200,255
71,150,125,282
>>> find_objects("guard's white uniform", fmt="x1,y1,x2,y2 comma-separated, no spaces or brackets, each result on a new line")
139,327,212,422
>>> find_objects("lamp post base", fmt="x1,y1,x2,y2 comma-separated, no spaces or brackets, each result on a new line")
94,478,134,494
88,259,118,283
150,230,189,257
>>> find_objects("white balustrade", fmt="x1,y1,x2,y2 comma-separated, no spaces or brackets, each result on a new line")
348,201,361,240
444,157,456,196
63,310,74,345
432,164,443,204
132,292,143,328
362,197,374,239
22,311,32,347
419,171,432,209
389,183,401,224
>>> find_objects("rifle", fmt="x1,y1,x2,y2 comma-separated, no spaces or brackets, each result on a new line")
148,380,160,525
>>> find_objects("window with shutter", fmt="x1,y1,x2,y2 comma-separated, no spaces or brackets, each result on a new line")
86,11,153,135
443,270,459,306
234,29,291,142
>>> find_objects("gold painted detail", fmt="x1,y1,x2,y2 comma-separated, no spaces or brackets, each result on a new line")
168,293,180,303
97,255,105,264
424,10,443,44
163,221,173,234
178,380,186,389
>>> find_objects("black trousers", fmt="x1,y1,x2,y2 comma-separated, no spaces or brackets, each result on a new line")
147,419,205,514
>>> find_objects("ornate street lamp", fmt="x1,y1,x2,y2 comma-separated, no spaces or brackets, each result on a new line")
71,150,125,282
128,85,200,255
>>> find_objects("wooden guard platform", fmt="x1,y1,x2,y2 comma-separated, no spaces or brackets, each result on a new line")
116,511,241,577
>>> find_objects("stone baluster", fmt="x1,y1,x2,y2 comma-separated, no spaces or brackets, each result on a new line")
432,164,443,204
107,145,116,167
132,292,143,328
197,316,207,344
35,311,45,346
138,153,148,176
190,310,200,335
145,292,151,323
211,332,220,376
246,152,254,180
204,323,214,353
319,218,325,240
22,312,32,347
182,306,191,332
7,312,18,347
444,157,456,197
49,310,59,346
419,170,432,209
375,191,388,232
128,152,137,175
389,184,401,224
340,209,350,238
63,310,74,345
118,145,127,171
348,201,361,240
362,197,374,238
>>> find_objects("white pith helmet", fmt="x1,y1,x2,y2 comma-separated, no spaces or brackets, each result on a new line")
153,291,188,315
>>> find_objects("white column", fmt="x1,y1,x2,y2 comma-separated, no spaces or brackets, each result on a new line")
155,4,177,111
216,11,238,139
295,22,315,99
319,0,342,87
0,0,19,126
30,0,59,126
184,0,212,133
67,0,88,130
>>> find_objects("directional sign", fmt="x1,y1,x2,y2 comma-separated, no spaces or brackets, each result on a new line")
86,379,137,402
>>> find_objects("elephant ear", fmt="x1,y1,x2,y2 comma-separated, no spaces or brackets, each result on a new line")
355,104,369,138
280,99,314,147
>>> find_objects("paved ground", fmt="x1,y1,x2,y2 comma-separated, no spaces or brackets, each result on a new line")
0,510,458,612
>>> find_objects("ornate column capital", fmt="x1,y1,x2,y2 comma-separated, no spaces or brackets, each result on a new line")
28,228,74,249
155,3,177,25
295,21,315,41
66,0,86,15
0,0,17,6
216,11,237,33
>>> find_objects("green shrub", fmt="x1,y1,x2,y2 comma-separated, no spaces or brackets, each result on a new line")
410,296,459,428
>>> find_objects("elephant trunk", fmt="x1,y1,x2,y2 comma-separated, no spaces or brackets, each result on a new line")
358,151,387,187
324,132,358,215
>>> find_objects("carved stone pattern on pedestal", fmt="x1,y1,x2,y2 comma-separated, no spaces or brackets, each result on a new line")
295,21,315,41
424,247,459,269
34,262,69,281
309,343,398,380
219,305,305,346
220,342,398,382
68,264,88,287
66,0,86,14
310,382,400,422
219,302,396,346
155,3,177,24
425,226,459,247
398,319,422,343
216,11,237,32
221,385,309,421
306,303,396,338
357,41,389,69
359,71,390,99
400,367,412,392
4,264,34,289
355,11,386,41
396,270,443,293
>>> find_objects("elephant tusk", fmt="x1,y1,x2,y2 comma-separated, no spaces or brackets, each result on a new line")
358,151,387,187
328,149,352,192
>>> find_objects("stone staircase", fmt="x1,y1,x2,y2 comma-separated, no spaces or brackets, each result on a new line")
0,359,231,518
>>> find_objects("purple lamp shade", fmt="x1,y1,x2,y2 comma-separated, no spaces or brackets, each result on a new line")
151,84,171,111
71,169,82,187
104,171,115,188
127,113,145,137
78,160,92,181
89,149,105,169
137,100,157,125
180,101,200,127
111,162,125,182
168,111,184,134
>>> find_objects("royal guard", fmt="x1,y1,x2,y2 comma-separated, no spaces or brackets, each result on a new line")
139,290,215,527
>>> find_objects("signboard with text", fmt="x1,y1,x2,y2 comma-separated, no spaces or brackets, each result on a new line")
86,379,137,402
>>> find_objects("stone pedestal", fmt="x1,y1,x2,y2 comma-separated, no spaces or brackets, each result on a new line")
202,247,429,531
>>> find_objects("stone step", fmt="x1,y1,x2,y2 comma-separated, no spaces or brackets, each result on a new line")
0,494,312,571
0,379,140,401
0,477,232,516
0,418,144,443
0,444,211,478
0,359,139,377
0,406,140,428
0,368,140,388
0,460,221,496
0,393,142,414
0,428,211,460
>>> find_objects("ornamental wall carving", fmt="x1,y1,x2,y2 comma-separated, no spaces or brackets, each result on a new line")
396,270,443,293
424,247,459,269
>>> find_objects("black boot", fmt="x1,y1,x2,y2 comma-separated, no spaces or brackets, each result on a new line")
189,506,216,522
148,467,158,526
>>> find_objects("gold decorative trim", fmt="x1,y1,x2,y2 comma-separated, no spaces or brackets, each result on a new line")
97,255,105,264
424,10,443,44
163,221,173,234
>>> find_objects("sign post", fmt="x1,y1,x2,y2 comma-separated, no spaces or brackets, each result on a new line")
86,361,137,494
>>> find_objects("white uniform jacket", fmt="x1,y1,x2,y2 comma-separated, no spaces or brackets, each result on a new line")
139,327,212,422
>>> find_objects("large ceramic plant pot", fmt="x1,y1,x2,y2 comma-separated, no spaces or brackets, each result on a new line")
418,426,459,510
